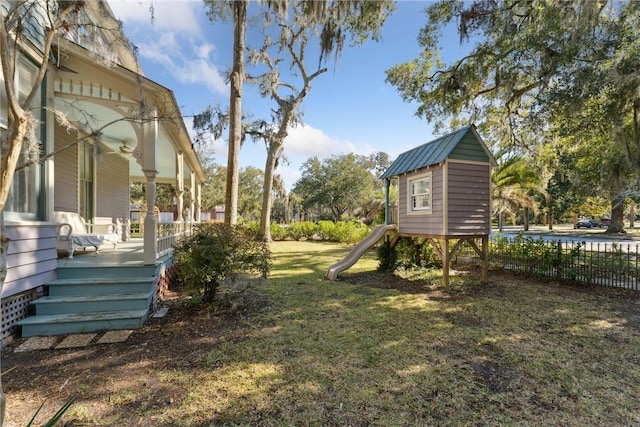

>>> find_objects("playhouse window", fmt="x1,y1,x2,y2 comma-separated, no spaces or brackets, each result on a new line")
409,172,431,212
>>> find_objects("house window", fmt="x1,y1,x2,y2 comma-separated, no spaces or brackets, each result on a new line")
408,172,432,213
5,56,43,218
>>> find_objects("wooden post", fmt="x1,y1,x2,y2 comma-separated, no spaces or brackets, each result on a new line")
442,238,450,287
481,235,488,283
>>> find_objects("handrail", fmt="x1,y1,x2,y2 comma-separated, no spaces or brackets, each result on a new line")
129,220,195,259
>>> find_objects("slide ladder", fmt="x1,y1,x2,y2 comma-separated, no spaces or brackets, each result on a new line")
325,224,396,280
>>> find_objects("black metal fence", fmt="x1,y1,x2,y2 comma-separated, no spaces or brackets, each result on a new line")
488,234,640,290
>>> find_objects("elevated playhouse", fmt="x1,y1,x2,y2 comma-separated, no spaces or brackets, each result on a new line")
326,125,495,285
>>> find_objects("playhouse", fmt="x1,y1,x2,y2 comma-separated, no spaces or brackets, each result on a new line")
326,125,495,285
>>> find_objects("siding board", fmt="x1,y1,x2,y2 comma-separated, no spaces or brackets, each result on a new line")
3,223,58,298
446,162,491,235
398,166,445,235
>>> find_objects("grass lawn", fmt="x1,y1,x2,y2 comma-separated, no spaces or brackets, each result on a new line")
5,240,640,426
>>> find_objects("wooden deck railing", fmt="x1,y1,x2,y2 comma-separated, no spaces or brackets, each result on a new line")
130,221,195,259
389,204,398,225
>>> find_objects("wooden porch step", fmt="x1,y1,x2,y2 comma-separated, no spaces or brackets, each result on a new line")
17,310,149,337
31,292,154,315
47,277,155,296
56,264,159,280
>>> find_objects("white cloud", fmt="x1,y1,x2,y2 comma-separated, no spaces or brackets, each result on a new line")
284,125,357,159
109,1,227,94
136,33,227,94
109,0,202,36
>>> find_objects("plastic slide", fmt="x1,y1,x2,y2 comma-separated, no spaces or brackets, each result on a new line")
325,224,396,280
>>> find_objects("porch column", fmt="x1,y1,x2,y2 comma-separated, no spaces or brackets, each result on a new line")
143,170,158,264
384,178,390,225
189,171,196,221
138,109,159,265
195,182,202,223
176,152,184,224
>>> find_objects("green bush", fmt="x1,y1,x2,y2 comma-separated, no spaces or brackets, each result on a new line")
173,222,270,303
394,237,440,269
270,222,288,241
316,220,335,240
289,221,318,240
377,239,398,273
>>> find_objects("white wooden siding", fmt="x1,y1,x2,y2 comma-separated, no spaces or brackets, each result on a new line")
3,222,57,298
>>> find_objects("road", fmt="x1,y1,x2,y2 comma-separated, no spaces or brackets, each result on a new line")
493,224,640,252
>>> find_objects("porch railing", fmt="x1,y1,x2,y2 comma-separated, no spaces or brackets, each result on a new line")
388,204,398,225
157,221,194,258
129,221,195,259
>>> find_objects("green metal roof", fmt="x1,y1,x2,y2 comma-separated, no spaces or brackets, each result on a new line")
380,125,494,179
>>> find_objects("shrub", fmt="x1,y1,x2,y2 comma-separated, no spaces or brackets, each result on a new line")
377,239,398,273
394,237,440,269
316,220,335,240
270,222,288,241
173,222,270,303
289,221,318,240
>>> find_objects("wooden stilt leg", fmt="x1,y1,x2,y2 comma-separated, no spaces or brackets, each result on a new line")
481,235,488,283
442,238,450,287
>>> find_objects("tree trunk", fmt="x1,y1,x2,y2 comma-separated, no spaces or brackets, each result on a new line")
258,142,283,242
608,196,626,233
630,204,636,228
225,0,247,226
0,115,28,426
524,207,530,231
607,168,627,233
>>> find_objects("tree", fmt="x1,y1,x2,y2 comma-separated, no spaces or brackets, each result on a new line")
385,1,640,232
491,153,545,231
293,153,375,222
249,1,394,241
237,166,264,221
203,1,247,226
203,0,394,239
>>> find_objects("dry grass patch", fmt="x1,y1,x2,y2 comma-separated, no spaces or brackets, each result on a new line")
3,240,640,426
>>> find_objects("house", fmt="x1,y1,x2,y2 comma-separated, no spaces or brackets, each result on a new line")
380,125,496,285
1,2,205,341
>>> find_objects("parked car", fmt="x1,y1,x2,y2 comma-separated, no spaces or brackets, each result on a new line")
576,218,600,229
600,218,611,227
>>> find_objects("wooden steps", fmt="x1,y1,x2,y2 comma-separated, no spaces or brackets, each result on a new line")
17,310,149,337
17,264,158,338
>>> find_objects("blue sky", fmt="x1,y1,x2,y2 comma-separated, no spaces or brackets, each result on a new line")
108,0,458,190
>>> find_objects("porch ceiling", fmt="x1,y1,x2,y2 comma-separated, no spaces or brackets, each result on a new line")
54,99,178,181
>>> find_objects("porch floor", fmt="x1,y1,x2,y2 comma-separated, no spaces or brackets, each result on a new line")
57,238,167,267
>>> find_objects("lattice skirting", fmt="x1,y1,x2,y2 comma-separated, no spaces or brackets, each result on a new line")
153,262,178,310
1,288,42,346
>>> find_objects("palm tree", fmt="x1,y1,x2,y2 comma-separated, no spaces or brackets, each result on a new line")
492,153,546,231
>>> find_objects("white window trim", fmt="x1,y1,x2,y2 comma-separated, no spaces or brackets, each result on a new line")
407,171,432,215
